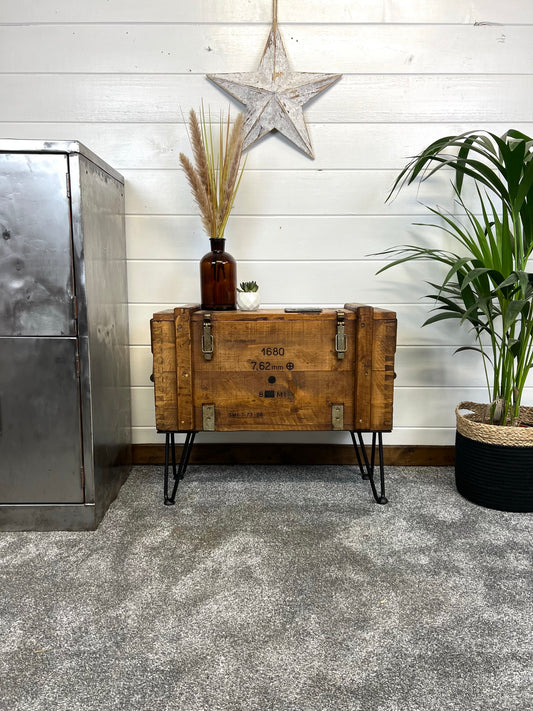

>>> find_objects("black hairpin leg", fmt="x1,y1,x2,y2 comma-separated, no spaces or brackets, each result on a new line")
350,431,388,505
163,431,197,506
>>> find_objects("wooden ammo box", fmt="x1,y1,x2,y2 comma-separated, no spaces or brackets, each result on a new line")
151,303,396,434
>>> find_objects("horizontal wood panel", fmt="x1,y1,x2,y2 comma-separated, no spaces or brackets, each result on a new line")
150,306,395,432
1,25,527,74
2,122,529,171
127,260,448,305
133,383,533,431
129,303,483,349
1,74,532,123
125,214,472,261
2,1,530,24
189,312,356,372
186,315,359,431
191,377,358,431
125,215,454,261
123,168,461,216
135,342,533,394
130,383,446,429
130,345,493,390
132,442,455,466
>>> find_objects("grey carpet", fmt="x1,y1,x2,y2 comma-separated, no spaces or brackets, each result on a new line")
0,465,531,711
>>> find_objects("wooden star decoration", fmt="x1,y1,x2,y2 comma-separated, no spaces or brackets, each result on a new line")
207,20,341,159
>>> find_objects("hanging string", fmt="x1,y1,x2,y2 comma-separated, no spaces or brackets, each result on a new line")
271,0,279,81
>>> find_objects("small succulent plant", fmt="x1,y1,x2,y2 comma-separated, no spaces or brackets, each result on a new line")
237,281,259,293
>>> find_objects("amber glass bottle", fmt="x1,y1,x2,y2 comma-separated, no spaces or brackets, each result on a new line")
200,238,236,310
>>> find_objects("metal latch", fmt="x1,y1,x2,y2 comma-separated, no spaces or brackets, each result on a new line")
202,403,215,431
335,311,347,359
332,404,344,430
201,313,214,361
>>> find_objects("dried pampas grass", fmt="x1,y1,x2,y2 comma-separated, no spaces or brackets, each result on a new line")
179,105,246,240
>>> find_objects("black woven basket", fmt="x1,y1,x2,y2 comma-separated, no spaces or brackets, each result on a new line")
455,431,533,512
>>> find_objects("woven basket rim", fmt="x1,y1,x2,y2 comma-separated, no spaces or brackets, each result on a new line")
456,401,533,447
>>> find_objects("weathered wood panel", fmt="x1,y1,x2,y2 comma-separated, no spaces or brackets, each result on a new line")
1,1,531,24
125,215,456,261
131,442,456,466
123,168,460,216
130,345,493,390
150,306,396,432
149,315,178,431
127,260,449,306
3,0,531,447
2,122,529,171
1,75,532,123
1,25,527,74
133,384,533,435
129,303,486,349
174,306,197,431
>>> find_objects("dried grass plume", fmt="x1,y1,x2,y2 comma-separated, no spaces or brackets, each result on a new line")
179,106,246,240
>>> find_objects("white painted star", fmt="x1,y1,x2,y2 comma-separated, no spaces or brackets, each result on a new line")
207,26,341,159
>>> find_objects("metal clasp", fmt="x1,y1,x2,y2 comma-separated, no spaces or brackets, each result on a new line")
201,313,213,361
335,311,347,359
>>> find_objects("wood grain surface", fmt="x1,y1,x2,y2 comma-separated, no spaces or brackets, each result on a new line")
151,305,396,432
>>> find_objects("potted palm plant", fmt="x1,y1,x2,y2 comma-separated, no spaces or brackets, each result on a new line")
376,129,533,511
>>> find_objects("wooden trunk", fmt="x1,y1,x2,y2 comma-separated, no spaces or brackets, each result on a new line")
150,304,397,433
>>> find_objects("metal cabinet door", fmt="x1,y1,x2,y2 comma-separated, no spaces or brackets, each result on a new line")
0,337,84,503
0,153,76,337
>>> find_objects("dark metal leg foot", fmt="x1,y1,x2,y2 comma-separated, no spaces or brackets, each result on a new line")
350,431,388,504
163,431,197,505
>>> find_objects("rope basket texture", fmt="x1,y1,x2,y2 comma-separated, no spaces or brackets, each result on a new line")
456,401,533,447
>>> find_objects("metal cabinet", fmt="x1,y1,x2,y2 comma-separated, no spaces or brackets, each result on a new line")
0,140,131,530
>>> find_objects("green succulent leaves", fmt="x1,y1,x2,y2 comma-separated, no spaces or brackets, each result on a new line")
237,281,259,293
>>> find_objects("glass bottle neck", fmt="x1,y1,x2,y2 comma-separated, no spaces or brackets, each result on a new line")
210,237,225,252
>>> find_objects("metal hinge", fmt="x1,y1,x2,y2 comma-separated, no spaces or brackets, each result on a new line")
75,352,81,379
335,311,347,359
71,295,79,332
331,404,344,430
202,403,215,431
201,313,214,361
66,172,71,198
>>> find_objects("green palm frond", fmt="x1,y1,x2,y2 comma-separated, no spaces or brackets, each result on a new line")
377,129,533,425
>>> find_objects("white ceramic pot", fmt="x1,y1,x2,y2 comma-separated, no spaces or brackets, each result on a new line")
237,290,261,311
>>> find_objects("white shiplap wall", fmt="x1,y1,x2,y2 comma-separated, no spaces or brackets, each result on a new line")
1,1,532,448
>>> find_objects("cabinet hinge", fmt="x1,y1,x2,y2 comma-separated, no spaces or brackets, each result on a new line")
66,172,71,199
